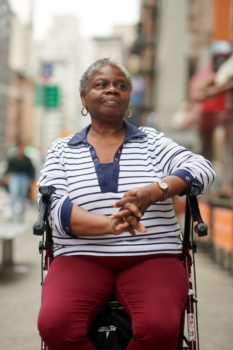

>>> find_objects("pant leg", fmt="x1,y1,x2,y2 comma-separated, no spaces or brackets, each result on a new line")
38,256,116,350
18,174,30,216
116,256,189,350
8,174,20,216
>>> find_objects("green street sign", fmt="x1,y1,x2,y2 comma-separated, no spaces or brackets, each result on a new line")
34,84,60,109
44,85,60,108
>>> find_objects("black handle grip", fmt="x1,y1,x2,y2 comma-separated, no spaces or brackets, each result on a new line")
33,201,47,235
194,222,208,237
188,196,208,237
39,185,56,197
33,185,56,236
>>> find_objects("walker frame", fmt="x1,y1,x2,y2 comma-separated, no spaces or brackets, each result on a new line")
33,185,208,350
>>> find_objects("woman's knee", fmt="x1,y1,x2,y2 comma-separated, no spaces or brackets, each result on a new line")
132,313,180,349
38,304,87,347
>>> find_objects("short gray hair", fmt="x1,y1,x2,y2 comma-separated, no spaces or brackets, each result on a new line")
79,58,132,93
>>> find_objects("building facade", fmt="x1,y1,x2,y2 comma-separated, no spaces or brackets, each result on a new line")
35,15,93,157
0,0,11,160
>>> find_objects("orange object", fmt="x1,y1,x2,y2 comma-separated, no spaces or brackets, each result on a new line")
212,207,233,252
212,0,232,41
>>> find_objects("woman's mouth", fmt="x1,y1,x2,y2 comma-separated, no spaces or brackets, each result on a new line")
102,99,119,106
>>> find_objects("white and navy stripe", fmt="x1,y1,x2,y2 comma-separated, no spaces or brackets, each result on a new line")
38,121,215,257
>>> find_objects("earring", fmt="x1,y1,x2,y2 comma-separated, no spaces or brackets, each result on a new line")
126,106,132,118
81,106,89,116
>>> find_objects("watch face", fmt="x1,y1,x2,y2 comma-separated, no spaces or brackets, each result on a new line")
159,181,168,190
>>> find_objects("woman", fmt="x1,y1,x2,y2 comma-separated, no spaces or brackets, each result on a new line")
37,58,215,350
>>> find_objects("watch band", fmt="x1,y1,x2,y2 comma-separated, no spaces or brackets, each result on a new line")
158,180,169,201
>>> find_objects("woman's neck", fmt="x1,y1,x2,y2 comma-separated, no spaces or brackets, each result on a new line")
89,122,125,138
87,122,125,163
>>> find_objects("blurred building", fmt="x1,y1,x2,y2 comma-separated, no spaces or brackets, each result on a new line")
35,15,92,156
129,0,157,126
112,24,138,65
154,0,190,134
35,16,138,156
6,12,38,149
129,0,194,145
0,0,38,162
130,0,232,201
172,0,232,199
93,36,124,63
0,0,11,160
93,24,137,66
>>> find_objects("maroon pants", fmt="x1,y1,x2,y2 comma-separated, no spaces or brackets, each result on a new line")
38,254,188,350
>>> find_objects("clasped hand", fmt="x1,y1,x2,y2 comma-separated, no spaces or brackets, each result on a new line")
111,186,153,235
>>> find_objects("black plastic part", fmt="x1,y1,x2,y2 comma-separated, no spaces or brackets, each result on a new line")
188,196,208,237
33,185,55,236
194,222,208,237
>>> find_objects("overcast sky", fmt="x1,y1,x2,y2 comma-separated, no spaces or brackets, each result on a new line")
9,0,140,39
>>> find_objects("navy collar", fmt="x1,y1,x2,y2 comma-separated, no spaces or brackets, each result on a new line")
68,120,146,146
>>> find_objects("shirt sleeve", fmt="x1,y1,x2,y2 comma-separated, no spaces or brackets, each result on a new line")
155,132,216,194
37,140,73,237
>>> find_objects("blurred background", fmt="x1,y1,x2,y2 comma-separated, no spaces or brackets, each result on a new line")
0,0,232,349
0,0,232,197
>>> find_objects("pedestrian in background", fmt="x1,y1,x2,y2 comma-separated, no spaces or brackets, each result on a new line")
4,144,35,220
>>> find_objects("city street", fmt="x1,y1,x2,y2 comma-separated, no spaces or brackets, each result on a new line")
1,1,232,349
0,207,233,350
196,250,233,349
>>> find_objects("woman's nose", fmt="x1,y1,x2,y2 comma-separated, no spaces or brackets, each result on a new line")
106,84,117,93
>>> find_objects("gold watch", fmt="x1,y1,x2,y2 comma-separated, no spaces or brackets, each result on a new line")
158,180,169,201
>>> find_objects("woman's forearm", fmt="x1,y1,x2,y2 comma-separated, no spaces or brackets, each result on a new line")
70,176,189,237
70,204,113,236
149,175,189,202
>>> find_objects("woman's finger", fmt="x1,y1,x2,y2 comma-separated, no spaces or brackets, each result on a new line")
113,202,142,219
112,208,130,219
123,188,138,198
112,193,138,208
113,220,136,235
125,215,147,233
123,202,142,218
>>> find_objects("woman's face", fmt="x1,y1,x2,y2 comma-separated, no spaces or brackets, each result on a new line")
81,65,131,122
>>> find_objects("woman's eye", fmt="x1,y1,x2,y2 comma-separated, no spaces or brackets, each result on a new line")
95,81,106,88
115,82,128,90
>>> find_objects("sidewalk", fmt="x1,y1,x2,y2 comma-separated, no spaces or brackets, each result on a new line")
0,203,41,350
196,251,233,350
0,207,233,349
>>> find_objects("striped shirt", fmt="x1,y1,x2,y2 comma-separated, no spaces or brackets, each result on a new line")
38,121,215,257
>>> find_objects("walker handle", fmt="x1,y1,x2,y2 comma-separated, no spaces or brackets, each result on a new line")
33,186,55,236
189,196,208,237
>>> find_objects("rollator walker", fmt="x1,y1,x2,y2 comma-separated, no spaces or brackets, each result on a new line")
33,185,208,350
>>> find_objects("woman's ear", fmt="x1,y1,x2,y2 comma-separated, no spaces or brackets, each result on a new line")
80,93,86,106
